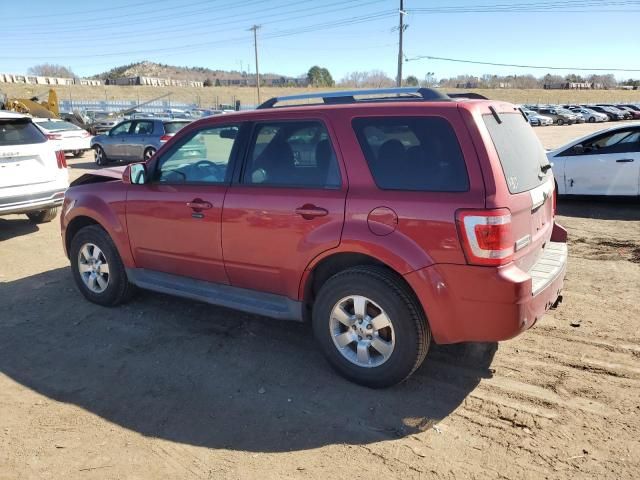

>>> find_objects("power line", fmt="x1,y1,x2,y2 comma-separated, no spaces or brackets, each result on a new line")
405,54,640,72
407,0,640,14
0,10,396,60
13,0,385,45
13,0,178,20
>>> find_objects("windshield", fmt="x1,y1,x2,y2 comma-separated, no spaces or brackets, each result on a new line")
483,112,550,194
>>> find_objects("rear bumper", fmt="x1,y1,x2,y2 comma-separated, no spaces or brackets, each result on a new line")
0,189,66,215
404,223,568,344
59,138,92,152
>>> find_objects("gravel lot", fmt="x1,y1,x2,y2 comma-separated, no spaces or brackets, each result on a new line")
1,123,638,479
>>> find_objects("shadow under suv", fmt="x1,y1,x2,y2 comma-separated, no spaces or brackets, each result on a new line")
61,88,567,388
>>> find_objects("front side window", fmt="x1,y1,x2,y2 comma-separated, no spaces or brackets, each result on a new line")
243,121,341,188
155,125,239,184
110,122,132,136
353,116,469,192
582,129,640,154
133,121,154,135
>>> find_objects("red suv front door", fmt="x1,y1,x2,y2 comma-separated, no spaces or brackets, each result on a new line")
126,124,240,284
222,119,346,298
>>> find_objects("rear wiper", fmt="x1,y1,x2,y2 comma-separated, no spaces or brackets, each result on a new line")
540,162,553,173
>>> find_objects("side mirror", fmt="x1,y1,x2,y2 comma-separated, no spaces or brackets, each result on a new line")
572,144,585,155
123,163,147,184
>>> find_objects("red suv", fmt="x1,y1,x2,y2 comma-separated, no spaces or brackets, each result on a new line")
61,88,567,388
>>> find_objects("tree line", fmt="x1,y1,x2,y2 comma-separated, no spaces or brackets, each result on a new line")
24,63,639,90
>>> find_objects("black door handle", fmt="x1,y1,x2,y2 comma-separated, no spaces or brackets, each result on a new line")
616,158,634,163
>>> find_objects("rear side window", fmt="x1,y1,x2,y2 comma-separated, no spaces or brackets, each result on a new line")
352,117,469,192
0,119,47,146
163,121,190,134
483,112,549,194
243,121,341,189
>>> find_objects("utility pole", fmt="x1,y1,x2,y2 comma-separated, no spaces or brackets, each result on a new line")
249,25,261,104
396,0,406,87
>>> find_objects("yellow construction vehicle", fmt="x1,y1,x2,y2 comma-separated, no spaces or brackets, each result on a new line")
0,89,60,118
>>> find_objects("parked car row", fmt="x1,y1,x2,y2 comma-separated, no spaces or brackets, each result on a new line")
521,102,640,126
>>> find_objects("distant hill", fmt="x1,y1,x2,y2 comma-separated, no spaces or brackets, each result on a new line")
91,61,294,83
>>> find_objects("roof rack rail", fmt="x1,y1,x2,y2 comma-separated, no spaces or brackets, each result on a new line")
256,87,452,109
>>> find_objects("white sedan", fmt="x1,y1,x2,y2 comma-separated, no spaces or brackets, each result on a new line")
547,124,640,196
32,118,93,157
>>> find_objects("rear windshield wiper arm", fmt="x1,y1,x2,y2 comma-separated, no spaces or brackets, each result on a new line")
540,163,553,173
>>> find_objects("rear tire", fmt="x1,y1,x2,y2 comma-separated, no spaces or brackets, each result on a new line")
312,265,430,388
72,150,83,157
94,145,108,166
143,147,156,161
69,225,135,306
26,207,58,224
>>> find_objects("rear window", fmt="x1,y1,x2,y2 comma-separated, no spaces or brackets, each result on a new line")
0,119,47,146
36,120,82,131
483,112,549,194
352,117,469,192
163,122,190,134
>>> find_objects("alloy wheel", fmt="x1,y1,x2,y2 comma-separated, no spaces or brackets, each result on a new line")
78,243,110,293
329,295,395,368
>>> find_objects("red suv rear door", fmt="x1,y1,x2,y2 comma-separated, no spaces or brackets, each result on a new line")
126,123,240,284
221,117,346,299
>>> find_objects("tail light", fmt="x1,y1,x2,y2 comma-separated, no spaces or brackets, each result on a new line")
55,150,67,169
552,183,557,217
81,131,91,137
456,209,514,266
47,133,63,140
160,134,172,142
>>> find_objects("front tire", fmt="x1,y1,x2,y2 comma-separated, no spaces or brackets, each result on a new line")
588,116,595,123
94,145,108,166
312,266,430,388
72,150,83,157
26,207,58,224
69,225,135,306
556,118,564,126
143,147,156,161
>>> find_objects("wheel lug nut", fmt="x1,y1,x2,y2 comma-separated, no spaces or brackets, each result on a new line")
366,324,372,330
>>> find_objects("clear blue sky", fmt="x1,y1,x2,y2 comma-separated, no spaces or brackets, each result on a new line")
1,0,639,81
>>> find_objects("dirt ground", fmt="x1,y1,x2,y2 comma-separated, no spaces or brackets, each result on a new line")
0,122,638,479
